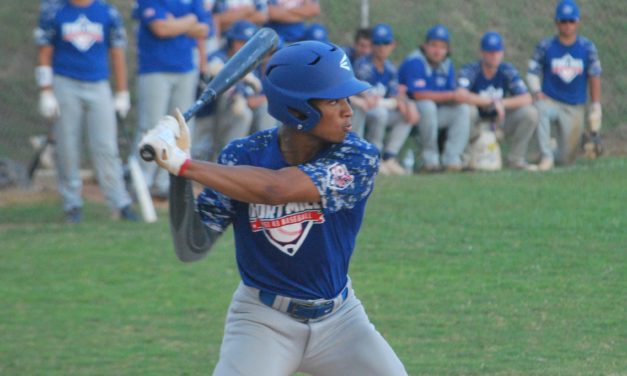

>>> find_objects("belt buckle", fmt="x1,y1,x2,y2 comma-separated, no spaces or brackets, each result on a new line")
288,299,334,321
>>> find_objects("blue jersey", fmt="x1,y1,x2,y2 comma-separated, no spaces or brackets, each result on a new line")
196,129,379,300
528,35,601,105
136,0,208,74
265,0,318,42
353,55,399,98
398,49,456,95
35,0,127,81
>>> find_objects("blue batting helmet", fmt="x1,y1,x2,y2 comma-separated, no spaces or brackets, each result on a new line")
262,41,370,131
225,20,258,41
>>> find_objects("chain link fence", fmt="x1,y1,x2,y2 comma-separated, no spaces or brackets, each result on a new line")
1,0,625,171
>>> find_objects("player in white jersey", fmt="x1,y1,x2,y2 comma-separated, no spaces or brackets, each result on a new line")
139,41,407,375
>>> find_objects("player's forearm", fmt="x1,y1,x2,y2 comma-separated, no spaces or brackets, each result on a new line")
248,11,269,25
186,22,209,39
37,46,54,90
502,93,532,109
290,3,320,18
589,76,601,103
149,14,198,38
267,6,303,22
182,161,320,205
411,90,455,103
216,8,255,30
109,47,128,92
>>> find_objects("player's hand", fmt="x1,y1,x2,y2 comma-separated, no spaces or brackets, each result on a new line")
38,89,60,119
114,90,131,119
139,110,191,175
582,131,603,159
588,102,602,132
493,99,505,126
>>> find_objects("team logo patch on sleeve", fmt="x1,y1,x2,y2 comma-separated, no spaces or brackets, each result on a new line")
326,163,354,190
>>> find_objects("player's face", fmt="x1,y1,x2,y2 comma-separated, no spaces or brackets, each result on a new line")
372,42,395,61
423,40,449,64
230,40,247,55
556,19,579,38
309,98,354,143
355,38,372,58
480,50,504,69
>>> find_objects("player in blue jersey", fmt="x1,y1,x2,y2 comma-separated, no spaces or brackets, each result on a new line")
527,0,602,170
134,0,209,200
343,27,372,67
139,41,407,375
265,0,320,43
352,23,419,175
457,31,538,171
303,22,328,42
398,24,470,172
35,0,137,223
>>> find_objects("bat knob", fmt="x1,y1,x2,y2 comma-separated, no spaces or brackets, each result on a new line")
139,144,156,162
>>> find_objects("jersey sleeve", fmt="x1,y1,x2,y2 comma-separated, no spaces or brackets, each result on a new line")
34,2,59,46
399,58,428,93
528,38,549,75
193,0,209,24
446,60,457,90
457,62,477,90
585,39,602,77
137,0,168,24
502,62,528,96
297,136,379,214
107,5,128,49
195,141,244,232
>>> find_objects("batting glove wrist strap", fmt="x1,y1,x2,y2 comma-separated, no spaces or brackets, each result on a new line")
35,66,54,88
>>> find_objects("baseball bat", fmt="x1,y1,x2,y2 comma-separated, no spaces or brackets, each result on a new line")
139,27,279,162
118,114,158,223
27,122,55,182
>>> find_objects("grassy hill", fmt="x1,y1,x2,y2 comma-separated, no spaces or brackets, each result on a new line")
1,0,625,163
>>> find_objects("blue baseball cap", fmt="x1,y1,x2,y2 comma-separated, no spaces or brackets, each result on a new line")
425,24,450,43
481,31,504,52
372,23,394,45
304,23,329,42
555,0,580,21
225,20,258,41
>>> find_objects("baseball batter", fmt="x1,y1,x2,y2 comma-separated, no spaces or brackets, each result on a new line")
35,0,136,223
527,0,603,169
140,41,407,375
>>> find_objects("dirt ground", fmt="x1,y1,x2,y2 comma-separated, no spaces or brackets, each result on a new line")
2,125,626,208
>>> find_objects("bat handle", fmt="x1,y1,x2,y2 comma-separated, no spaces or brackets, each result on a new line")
139,144,156,162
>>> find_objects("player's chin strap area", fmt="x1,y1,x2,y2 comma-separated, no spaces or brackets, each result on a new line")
258,281,352,322
169,175,222,262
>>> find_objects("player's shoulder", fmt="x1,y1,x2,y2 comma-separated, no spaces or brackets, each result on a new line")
402,49,426,64
537,36,556,49
575,35,598,50
499,61,520,74
383,59,398,73
460,60,481,72
219,128,277,165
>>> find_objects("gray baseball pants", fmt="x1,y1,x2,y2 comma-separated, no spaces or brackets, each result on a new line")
213,282,408,376
534,98,585,165
53,75,131,212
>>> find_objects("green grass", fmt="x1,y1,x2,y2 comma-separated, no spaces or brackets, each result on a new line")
2,157,626,375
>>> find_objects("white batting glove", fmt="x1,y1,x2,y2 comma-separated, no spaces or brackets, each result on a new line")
39,90,60,119
588,102,602,133
114,91,131,119
243,72,262,93
139,109,191,176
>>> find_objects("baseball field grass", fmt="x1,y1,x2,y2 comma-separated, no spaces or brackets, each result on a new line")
1,157,626,375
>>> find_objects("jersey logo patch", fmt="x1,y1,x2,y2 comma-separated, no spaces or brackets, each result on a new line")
249,202,325,256
551,53,583,84
62,14,104,52
327,163,354,190
340,54,351,71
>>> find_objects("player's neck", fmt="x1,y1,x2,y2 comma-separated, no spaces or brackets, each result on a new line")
70,0,93,7
278,126,326,165
372,55,386,71
558,33,577,46
480,62,498,79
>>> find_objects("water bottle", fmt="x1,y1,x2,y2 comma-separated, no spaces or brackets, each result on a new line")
402,149,415,175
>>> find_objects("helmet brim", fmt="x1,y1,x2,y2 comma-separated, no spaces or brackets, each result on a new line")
311,78,371,100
